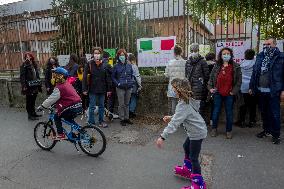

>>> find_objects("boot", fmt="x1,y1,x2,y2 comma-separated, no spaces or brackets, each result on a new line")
181,174,207,189
174,159,192,179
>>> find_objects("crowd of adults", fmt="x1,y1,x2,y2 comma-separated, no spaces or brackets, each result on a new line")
20,48,142,128
19,37,284,145
164,37,284,145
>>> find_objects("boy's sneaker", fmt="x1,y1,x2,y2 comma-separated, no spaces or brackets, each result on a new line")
272,137,281,145
98,122,108,128
256,131,272,138
56,133,67,140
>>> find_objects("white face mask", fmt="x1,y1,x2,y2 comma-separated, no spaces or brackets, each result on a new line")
191,52,199,58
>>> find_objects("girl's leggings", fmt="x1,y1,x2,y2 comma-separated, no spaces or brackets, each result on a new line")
183,137,203,174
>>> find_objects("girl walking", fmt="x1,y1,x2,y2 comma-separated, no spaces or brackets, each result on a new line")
156,78,207,189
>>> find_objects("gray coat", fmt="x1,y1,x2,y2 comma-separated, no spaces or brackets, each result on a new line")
161,99,207,140
185,56,210,100
208,62,242,95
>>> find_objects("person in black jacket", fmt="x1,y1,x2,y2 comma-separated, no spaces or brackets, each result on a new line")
185,43,210,120
82,47,112,128
44,57,59,95
20,52,42,121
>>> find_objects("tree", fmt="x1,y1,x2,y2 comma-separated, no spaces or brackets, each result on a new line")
51,0,149,55
187,0,284,49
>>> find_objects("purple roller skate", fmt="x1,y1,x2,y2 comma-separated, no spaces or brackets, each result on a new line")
173,159,192,179
181,174,207,189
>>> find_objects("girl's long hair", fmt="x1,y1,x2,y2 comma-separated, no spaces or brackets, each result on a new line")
171,78,193,104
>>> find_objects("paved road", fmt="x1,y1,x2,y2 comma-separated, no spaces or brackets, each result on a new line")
0,108,283,189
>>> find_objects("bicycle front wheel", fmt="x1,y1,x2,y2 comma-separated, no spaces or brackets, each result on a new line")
34,122,57,151
78,126,106,157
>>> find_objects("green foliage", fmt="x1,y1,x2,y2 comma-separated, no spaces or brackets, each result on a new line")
187,0,284,39
51,0,149,55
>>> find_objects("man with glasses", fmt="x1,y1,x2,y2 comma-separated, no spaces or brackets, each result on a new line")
249,37,284,144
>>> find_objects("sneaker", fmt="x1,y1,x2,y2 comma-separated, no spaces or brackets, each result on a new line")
239,122,246,128
226,132,232,139
56,133,67,140
256,131,271,138
124,119,133,125
98,122,108,128
210,128,217,137
120,120,127,126
28,115,39,121
272,137,281,144
248,122,256,128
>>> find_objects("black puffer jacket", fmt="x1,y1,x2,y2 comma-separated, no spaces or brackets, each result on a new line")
82,60,112,94
185,55,210,100
20,60,41,95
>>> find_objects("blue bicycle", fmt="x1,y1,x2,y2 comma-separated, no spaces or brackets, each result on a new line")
34,108,106,157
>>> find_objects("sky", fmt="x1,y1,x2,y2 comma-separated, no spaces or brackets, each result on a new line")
0,0,141,5
0,0,23,5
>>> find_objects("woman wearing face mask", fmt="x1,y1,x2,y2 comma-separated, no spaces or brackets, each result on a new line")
185,43,210,121
45,57,59,95
20,52,42,121
82,47,112,128
111,49,134,126
208,47,242,139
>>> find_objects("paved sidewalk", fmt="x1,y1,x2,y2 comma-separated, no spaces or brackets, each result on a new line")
0,108,283,189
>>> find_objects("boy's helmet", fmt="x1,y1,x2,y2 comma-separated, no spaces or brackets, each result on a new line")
52,67,69,77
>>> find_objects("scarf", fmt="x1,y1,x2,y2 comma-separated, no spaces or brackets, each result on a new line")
261,47,279,74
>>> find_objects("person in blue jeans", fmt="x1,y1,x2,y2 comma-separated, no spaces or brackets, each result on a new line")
128,54,142,118
249,37,284,145
82,47,112,128
208,47,242,139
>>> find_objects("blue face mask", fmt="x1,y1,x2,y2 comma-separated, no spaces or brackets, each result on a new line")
119,56,126,63
222,54,231,62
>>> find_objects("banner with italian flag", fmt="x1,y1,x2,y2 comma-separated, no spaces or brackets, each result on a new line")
137,36,176,67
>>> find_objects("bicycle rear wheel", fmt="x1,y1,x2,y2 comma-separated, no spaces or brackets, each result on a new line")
34,122,57,151
78,126,106,157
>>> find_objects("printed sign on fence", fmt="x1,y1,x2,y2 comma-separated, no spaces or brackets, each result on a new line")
57,55,70,66
137,36,176,67
216,40,250,64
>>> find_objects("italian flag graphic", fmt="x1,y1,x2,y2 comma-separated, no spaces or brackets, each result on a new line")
139,39,175,51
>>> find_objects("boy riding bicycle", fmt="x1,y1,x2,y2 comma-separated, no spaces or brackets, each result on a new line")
37,67,82,140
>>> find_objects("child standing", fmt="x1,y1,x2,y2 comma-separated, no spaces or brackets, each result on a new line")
156,78,207,189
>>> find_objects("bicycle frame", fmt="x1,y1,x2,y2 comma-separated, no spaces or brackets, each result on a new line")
48,109,82,142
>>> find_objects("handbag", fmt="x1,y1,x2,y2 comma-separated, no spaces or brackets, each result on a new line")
27,79,42,87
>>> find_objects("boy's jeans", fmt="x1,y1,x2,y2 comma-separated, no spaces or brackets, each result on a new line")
88,93,105,124
54,106,82,134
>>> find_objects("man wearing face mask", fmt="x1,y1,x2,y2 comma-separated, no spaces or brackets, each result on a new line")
185,43,210,120
249,37,284,144
82,47,112,128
